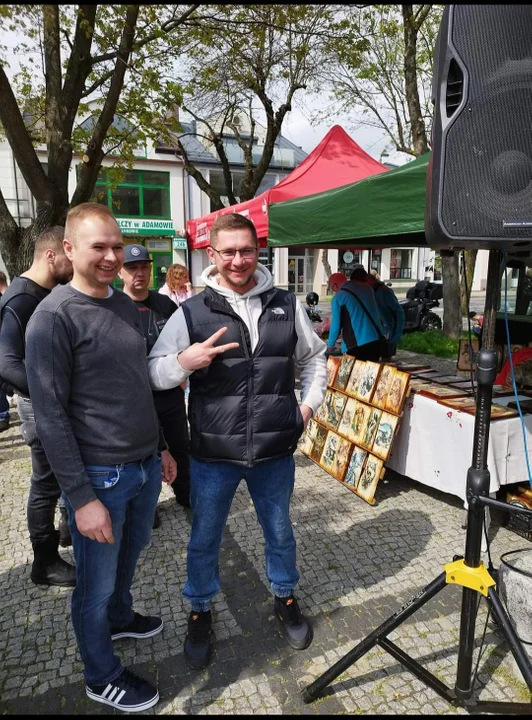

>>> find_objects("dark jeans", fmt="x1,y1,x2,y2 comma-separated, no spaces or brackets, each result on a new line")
64,453,162,685
155,387,190,500
17,397,62,545
347,339,383,362
0,390,9,418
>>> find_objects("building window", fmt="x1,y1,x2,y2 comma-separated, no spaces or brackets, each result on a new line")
339,249,361,277
390,249,412,279
91,168,171,219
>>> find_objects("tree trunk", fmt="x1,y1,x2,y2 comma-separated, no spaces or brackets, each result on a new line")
441,252,461,338
459,249,478,316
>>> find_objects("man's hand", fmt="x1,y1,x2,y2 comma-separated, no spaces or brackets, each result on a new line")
299,404,314,429
75,498,114,543
178,326,239,371
161,449,177,485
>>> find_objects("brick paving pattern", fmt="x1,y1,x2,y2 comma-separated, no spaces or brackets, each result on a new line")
0,350,530,714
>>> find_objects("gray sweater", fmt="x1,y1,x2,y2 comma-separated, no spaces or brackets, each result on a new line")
26,284,160,511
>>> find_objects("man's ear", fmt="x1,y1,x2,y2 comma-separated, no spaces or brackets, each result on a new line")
63,238,74,261
44,248,56,265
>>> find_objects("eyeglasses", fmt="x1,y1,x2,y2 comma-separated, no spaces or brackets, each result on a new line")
209,246,258,261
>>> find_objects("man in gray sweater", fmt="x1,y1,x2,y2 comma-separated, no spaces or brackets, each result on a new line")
25,203,176,714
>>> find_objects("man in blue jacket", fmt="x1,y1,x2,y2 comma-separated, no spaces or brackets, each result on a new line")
367,269,404,361
327,267,386,361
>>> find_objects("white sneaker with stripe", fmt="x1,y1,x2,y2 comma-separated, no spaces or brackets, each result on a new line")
86,668,159,712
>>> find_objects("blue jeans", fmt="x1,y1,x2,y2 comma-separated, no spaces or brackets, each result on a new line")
184,455,299,611
63,453,162,686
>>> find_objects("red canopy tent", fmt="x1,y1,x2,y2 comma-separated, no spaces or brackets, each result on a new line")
186,125,388,249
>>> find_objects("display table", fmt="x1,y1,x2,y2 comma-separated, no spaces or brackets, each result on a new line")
386,391,532,502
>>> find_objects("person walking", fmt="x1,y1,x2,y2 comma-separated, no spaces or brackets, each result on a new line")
148,212,327,671
0,270,11,432
0,228,76,585
158,262,194,306
25,204,176,713
118,244,191,517
366,269,404,361
326,266,387,361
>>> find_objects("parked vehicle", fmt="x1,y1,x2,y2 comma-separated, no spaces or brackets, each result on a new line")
305,291,330,338
400,280,443,332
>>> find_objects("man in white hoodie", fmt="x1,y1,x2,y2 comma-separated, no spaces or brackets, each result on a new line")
148,213,327,670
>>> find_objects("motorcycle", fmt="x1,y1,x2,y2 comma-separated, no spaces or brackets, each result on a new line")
399,280,443,332
305,291,330,338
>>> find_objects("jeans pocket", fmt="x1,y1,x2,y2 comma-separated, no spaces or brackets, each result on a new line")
85,465,122,490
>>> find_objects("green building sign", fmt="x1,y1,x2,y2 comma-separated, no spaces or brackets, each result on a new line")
117,218,177,236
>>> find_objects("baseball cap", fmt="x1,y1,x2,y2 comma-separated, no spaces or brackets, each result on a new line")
123,244,152,264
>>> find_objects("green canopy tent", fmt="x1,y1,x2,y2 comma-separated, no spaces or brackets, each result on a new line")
268,152,430,249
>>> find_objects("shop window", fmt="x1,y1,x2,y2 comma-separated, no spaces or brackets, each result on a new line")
390,249,412,279
339,249,361,277
91,168,170,219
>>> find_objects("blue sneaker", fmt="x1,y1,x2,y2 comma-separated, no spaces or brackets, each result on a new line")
110,612,163,640
86,668,159,712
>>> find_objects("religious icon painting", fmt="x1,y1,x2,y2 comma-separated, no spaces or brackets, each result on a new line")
337,397,358,441
324,391,348,430
344,446,368,488
345,360,367,397
310,423,329,464
417,384,469,401
351,401,372,446
384,369,410,415
362,407,382,450
372,364,396,410
320,431,340,474
357,453,385,504
330,435,353,481
372,411,399,461
335,354,356,392
316,390,334,425
355,361,381,403
326,355,342,387
299,418,319,456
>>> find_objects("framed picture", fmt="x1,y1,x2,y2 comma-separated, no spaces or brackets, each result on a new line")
335,354,356,392
362,407,382,450
316,389,334,425
351,401,372,445
395,363,431,372
384,369,410,415
437,396,479,413
372,364,396,410
324,391,348,430
299,418,319,456
372,411,400,460
417,384,470,400
344,446,368,488
310,423,329,463
429,374,470,385
457,338,479,372
357,453,385,503
337,397,359,441
409,379,433,393
355,361,381,403
345,360,367,397
320,431,340,473
330,435,353,481
489,404,519,420
326,355,342,387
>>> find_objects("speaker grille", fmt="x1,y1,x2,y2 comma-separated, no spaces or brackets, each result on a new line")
441,5,532,240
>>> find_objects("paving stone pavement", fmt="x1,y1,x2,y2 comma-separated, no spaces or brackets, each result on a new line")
1,354,531,715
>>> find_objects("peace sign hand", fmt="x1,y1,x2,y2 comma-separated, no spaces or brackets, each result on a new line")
178,326,240,371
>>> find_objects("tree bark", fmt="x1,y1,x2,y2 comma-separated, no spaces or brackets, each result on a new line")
402,5,430,156
441,252,461,338
459,249,478,316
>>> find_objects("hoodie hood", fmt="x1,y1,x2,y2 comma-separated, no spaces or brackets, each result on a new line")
199,263,274,352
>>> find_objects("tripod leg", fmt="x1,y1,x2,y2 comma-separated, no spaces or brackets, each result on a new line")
487,586,532,691
302,571,448,703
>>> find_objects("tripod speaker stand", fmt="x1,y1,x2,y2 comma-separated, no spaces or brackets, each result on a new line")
302,250,532,713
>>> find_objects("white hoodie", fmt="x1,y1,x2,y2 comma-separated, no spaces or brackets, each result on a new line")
148,264,327,413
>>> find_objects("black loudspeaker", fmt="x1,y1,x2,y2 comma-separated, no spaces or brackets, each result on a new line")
426,5,532,251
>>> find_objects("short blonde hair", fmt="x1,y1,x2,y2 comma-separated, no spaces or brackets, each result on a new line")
65,203,119,244
165,263,189,292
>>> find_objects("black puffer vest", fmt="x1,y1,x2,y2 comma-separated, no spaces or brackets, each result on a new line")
181,286,304,465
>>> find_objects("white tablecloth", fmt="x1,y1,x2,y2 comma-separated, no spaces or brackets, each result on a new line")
386,392,532,502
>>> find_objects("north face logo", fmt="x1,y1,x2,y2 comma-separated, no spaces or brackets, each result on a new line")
271,307,285,315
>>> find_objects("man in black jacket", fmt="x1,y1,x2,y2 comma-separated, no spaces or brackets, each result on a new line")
0,226,76,586
118,244,191,521
0,270,10,432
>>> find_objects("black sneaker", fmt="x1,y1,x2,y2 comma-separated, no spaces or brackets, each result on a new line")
86,667,159,712
152,508,161,529
184,610,214,670
274,595,313,650
110,612,163,640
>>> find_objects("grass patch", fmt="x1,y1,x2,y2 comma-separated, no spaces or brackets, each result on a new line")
397,330,467,358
